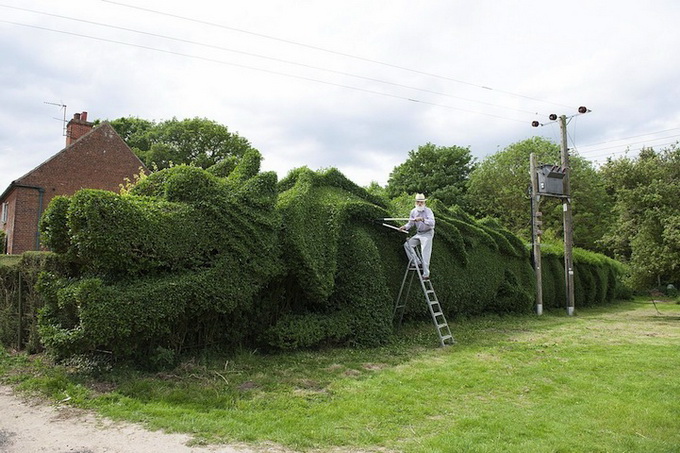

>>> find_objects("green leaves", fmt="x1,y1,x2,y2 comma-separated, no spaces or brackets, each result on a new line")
600,145,680,288
32,159,625,364
386,143,476,207
35,155,283,363
109,116,255,170
466,137,613,251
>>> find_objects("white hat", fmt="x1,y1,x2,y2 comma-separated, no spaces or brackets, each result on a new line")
415,193,427,202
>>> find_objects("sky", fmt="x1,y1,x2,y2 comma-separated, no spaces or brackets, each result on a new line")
1,0,679,192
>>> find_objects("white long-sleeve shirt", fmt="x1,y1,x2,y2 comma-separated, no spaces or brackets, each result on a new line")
402,207,435,233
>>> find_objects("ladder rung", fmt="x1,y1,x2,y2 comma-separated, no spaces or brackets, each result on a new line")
395,263,454,347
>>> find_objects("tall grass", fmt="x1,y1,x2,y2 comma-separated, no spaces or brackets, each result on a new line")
2,300,679,452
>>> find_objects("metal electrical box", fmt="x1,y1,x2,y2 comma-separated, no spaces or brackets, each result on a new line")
537,164,566,196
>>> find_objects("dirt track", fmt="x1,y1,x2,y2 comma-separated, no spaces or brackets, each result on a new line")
0,385,258,453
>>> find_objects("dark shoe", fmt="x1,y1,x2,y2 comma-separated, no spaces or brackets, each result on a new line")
422,275,430,280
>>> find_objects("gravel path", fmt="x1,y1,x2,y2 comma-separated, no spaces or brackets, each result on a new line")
0,385,260,453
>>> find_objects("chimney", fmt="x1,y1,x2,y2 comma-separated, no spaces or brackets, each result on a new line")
65,111,94,146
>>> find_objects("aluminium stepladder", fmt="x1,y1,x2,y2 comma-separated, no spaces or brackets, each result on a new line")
393,247,455,347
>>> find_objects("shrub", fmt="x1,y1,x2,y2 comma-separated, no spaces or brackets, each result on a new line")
265,171,537,349
0,252,61,352
37,155,283,362
537,244,629,309
28,160,626,363
266,168,394,349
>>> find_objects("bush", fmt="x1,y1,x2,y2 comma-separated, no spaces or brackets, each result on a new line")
538,244,629,309
265,171,537,350
37,155,283,363
27,160,627,363
266,168,394,349
0,252,61,352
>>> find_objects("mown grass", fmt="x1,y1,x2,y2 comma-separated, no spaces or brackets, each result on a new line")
1,299,679,452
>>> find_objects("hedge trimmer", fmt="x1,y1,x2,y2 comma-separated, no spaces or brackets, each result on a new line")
376,217,409,233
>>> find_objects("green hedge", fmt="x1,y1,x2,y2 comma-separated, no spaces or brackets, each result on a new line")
390,199,535,320
6,159,626,363
265,168,396,349
0,252,61,352
538,244,628,309
263,171,535,350
37,151,283,363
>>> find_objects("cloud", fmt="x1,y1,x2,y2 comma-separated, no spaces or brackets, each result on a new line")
1,0,679,192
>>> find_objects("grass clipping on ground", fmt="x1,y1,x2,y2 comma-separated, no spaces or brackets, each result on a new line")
2,300,679,453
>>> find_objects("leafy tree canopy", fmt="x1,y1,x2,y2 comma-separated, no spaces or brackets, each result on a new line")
386,143,476,207
600,145,680,288
108,116,255,170
466,137,612,252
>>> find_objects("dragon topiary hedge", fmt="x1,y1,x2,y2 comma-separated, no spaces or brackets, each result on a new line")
28,155,627,364
37,150,283,363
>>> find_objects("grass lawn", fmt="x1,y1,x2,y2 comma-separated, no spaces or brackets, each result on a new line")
1,299,679,452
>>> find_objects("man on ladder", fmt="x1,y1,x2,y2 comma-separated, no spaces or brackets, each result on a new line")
399,193,435,280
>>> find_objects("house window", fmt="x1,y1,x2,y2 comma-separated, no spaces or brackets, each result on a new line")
1,202,7,224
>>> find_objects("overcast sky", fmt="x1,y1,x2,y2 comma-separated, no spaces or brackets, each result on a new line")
1,0,679,193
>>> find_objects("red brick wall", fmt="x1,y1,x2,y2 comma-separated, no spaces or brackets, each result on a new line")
2,190,18,253
2,122,146,254
3,188,42,254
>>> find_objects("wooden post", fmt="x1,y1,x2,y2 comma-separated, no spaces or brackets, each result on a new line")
530,153,543,315
17,271,23,350
559,115,575,316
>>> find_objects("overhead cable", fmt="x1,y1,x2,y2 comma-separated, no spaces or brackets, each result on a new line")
102,0,575,110
0,3,537,116
0,19,529,123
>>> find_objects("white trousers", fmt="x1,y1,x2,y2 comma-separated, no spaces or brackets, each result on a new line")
404,230,434,277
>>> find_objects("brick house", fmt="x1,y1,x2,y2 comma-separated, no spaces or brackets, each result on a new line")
0,112,147,254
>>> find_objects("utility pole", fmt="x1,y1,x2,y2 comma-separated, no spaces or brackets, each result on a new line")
531,106,589,316
559,115,575,316
529,153,543,315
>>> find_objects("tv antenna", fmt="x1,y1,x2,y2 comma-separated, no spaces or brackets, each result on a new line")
44,101,67,137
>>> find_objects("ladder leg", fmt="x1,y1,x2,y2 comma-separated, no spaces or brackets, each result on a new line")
394,263,416,328
418,278,455,347
394,249,454,346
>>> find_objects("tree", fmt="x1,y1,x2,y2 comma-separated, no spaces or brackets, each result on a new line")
386,143,475,207
106,116,154,151
109,117,255,170
466,137,613,252
600,145,680,288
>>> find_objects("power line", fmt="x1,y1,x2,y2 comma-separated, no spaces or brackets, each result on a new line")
0,19,531,124
577,127,680,149
577,133,680,157
582,141,680,161
101,0,575,110
0,3,538,116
